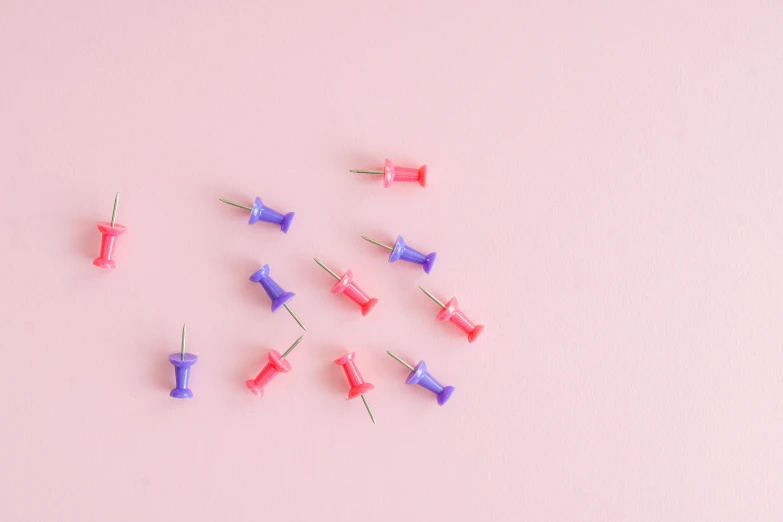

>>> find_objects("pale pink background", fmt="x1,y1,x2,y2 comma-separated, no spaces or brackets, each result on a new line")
1,1,781,521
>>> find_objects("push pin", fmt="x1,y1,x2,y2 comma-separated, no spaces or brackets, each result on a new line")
387,351,455,406
334,352,376,424
169,323,198,399
350,158,427,188
249,264,306,331
419,286,484,343
93,192,126,269
313,258,379,316
219,196,295,233
245,335,304,397
362,235,437,274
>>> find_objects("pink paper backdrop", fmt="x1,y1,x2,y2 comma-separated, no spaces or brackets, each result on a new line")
1,2,782,521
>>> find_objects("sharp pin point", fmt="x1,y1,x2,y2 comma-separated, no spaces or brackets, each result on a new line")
111,192,120,227
219,198,253,212
361,394,376,424
283,303,307,331
181,323,187,361
419,286,446,309
280,335,304,359
386,350,415,371
362,236,393,251
314,258,340,280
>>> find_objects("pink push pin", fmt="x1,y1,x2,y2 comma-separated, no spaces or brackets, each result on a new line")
245,335,304,397
334,352,376,424
419,286,485,343
350,158,427,188
313,258,379,316
93,192,126,269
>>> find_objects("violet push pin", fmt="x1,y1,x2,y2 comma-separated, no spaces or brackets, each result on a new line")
361,235,437,274
249,264,306,331
169,323,198,399
419,286,485,343
245,335,304,397
334,352,376,424
350,158,427,188
219,196,295,233
387,351,455,406
313,258,379,316
93,192,126,269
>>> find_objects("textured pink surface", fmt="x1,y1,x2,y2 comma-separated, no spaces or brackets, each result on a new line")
1,2,782,521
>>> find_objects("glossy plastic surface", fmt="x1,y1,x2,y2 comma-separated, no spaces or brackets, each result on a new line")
332,269,379,316
436,297,485,343
388,235,437,274
245,349,292,397
168,353,198,399
249,264,296,312
334,352,375,400
405,360,455,406
93,222,127,269
248,196,295,233
383,158,427,188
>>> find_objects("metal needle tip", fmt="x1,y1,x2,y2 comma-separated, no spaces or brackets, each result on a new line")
111,192,120,227
361,236,393,251
314,258,340,280
219,198,253,212
283,303,307,331
387,351,415,371
361,395,376,424
350,169,384,175
181,323,187,361
280,335,304,359
419,286,446,309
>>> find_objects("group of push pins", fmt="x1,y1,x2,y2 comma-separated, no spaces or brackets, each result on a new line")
93,158,482,424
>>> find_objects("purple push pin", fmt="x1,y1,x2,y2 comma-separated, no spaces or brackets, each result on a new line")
386,351,455,406
249,264,306,331
219,196,295,233
169,323,198,399
361,235,437,274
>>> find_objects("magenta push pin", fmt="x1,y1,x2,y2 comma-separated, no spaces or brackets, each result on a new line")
334,352,376,424
245,335,304,397
350,158,427,188
219,196,295,233
419,286,485,343
387,351,455,406
313,258,379,316
93,192,126,269
362,235,437,274
169,323,198,399
249,264,306,331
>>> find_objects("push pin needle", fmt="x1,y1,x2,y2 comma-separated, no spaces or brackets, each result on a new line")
283,304,306,332
361,395,376,424
387,350,415,371
219,198,252,211
111,192,120,227
280,334,304,359
361,236,393,251
314,258,340,280
350,169,384,175
181,323,186,361
419,286,446,309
